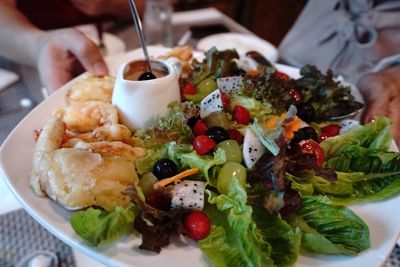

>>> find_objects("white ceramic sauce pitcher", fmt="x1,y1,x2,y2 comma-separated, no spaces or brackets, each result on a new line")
112,57,182,130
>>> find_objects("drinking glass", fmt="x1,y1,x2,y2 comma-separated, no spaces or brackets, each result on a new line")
143,0,173,47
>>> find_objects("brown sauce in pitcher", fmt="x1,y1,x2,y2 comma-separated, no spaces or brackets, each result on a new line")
124,60,169,81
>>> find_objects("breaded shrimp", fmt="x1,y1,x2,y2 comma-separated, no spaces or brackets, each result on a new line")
66,75,115,103
53,100,118,133
62,123,133,147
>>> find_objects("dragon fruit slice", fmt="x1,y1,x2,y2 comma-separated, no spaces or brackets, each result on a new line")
235,57,258,72
340,119,360,134
243,128,266,168
170,180,205,211
200,89,223,118
217,77,243,94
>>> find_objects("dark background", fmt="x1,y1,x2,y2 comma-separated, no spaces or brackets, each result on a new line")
174,0,307,46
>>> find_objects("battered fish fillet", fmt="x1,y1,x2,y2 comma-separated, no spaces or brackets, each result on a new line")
31,116,147,211
53,100,119,133
66,75,115,103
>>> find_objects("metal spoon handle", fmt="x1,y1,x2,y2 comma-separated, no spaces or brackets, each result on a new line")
128,0,152,72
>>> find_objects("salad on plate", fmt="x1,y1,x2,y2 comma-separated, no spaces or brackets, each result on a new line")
29,46,400,267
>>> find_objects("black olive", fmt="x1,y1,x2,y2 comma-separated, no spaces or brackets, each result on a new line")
153,159,178,179
231,68,246,76
138,71,157,81
187,116,199,128
205,126,229,144
296,103,315,123
292,127,318,143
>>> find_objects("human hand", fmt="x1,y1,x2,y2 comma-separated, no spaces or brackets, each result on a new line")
36,28,108,93
70,0,129,17
357,65,400,144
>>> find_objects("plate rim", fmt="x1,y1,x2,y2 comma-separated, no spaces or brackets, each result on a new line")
196,32,278,62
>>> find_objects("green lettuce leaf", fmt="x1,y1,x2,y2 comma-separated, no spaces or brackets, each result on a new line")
135,142,192,175
134,102,197,146
180,148,226,186
320,116,392,159
252,105,297,156
71,204,136,246
323,147,400,204
191,47,240,85
230,95,272,119
200,178,274,267
289,196,370,255
252,207,301,266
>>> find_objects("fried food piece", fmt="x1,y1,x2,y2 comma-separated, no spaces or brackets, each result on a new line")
31,116,66,196
66,75,115,103
31,116,147,211
163,45,193,61
53,100,118,133
162,46,193,77
62,123,134,148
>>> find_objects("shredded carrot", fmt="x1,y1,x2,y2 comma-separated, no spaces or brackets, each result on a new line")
266,115,279,128
246,69,261,76
153,168,200,190
265,113,302,140
284,116,301,140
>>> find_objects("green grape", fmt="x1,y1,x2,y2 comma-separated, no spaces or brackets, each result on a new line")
139,172,159,196
205,111,229,129
217,162,247,195
216,140,242,163
196,77,217,96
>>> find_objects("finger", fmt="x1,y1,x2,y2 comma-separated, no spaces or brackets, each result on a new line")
388,98,400,143
60,30,108,76
70,0,103,16
362,98,389,124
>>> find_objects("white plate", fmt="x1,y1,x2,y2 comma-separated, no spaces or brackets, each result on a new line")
197,33,278,62
1,46,399,267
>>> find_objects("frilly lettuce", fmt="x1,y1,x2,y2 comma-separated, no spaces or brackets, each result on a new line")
229,95,272,119
180,148,227,186
135,142,192,175
134,101,198,146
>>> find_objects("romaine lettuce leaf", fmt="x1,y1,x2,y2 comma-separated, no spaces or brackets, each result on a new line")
320,116,392,159
200,178,274,267
201,177,301,267
70,204,136,246
289,196,370,255
252,207,301,266
323,147,400,203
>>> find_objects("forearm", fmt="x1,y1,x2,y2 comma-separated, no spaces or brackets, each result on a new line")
0,0,45,66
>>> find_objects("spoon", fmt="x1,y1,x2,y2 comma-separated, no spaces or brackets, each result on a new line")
128,0,156,80
329,101,364,120
245,51,274,68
